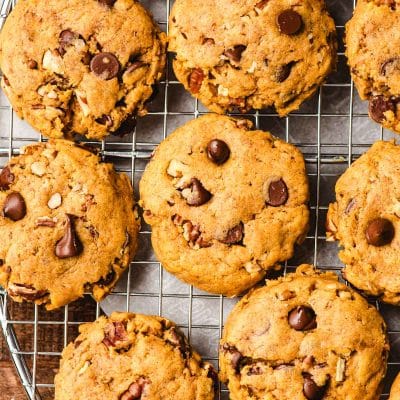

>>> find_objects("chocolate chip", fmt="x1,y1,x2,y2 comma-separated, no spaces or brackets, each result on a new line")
380,57,400,76
255,0,269,9
59,30,77,47
184,178,212,206
95,114,113,127
221,222,244,245
90,52,120,80
266,178,288,206
3,192,26,221
277,10,303,35
126,61,145,74
275,62,295,83
224,45,247,63
188,68,204,94
97,0,116,6
27,59,38,69
113,114,136,137
0,166,14,190
207,139,230,164
202,37,215,45
288,306,317,331
369,95,395,123
303,374,327,400
8,283,48,301
55,214,83,259
366,218,394,247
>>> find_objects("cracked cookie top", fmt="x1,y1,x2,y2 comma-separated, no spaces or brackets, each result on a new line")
54,312,216,400
219,265,389,400
327,141,400,305
169,0,337,116
139,114,309,296
346,0,400,134
0,140,140,310
0,0,166,140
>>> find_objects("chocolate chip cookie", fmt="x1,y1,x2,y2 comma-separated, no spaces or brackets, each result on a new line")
390,373,400,399
0,140,140,310
169,0,337,115
220,265,389,400
54,312,216,400
346,0,400,134
139,114,309,296
0,0,166,140
327,141,400,304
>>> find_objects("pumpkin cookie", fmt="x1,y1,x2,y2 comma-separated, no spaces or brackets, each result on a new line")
139,114,309,296
0,140,140,310
0,0,166,139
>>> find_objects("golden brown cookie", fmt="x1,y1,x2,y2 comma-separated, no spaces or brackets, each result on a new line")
54,312,216,400
139,114,309,296
327,141,400,305
219,265,389,400
169,0,337,115
346,0,400,134
0,0,166,139
0,140,140,310
390,373,400,400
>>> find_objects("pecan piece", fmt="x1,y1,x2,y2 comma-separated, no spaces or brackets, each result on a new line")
8,283,48,301
188,68,204,94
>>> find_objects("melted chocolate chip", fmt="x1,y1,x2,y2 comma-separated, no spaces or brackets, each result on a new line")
380,57,400,76
207,139,230,164
8,283,48,301
185,178,212,206
59,30,78,48
0,166,14,190
365,218,394,247
288,306,317,331
221,223,244,245
224,45,247,62
55,214,83,259
126,61,145,74
303,374,327,400
3,192,26,221
369,95,395,123
27,59,38,69
275,62,296,83
90,52,120,80
277,10,303,35
266,178,288,206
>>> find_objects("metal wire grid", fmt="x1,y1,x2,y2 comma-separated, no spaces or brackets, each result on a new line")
0,0,399,398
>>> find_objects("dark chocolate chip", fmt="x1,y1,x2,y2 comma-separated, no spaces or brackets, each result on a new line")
365,218,394,247
185,178,212,206
221,222,244,245
3,192,26,221
266,178,288,206
380,57,400,76
59,30,77,47
224,45,247,63
8,283,48,301
207,139,230,165
90,52,120,80
277,10,303,35
126,61,145,74
230,350,243,371
288,306,317,331
113,114,137,137
0,166,14,190
55,214,83,259
275,62,295,83
27,59,38,69
97,0,116,6
369,95,395,123
303,374,327,400
188,68,204,94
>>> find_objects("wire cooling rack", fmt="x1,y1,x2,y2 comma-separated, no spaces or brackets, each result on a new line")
1,0,400,399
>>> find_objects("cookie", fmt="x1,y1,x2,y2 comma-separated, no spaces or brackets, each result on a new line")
139,114,309,296
346,0,400,134
327,140,400,304
169,0,337,115
0,0,166,140
54,312,216,399
0,140,140,310
390,373,400,399
219,265,389,400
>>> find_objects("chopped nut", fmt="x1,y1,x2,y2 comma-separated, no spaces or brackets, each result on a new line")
37,86,47,97
167,159,187,178
247,61,257,74
47,90,58,99
244,261,262,274
35,216,57,227
335,357,346,382
338,290,352,300
277,289,296,301
75,90,90,116
218,85,229,97
42,49,63,74
78,360,91,375
48,193,62,209
31,161,46,177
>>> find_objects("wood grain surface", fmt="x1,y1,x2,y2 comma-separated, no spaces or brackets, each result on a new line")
0,295,100,400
